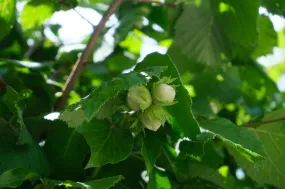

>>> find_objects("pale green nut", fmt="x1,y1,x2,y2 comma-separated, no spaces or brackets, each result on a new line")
141,105,170,131
152,83,176,105
141,113,162,131
127,85,152,111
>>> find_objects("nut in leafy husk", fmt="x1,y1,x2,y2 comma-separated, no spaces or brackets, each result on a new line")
152,77,176,106
140,105,171,131
127,85,152,111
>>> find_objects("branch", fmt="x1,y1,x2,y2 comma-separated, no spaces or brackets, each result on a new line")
243,117,285,127
24,39,44,59
132,0,180,7
0,76,7,94
55,0,123,111
58,0,95,27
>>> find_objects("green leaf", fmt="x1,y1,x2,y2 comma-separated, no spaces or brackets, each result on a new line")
0,124,49,176
0,0,16,42
148,6,168,30
95,95,125,120
147,168,171,189
252,15,277,58
239,63,279,108
4,86,33,145
192,65,242,102
3,86,18,114
44,175,124,189
261,0,285,15
141,130,164,173
167,44,205,75
158,144,180,178
219,0,259,59
191,96,215,117
77,119,134,168
20,0,56,31
135,53,200,138
176,161,225,188
44,122,90,180
229,109,285,188
60,67,165,128
59,108,85,129
86,175,124,188
0,168,39,188
97,156,146,188
0,61,54,115
173,2,230,65
173,0,259,64
176,140,225,187
119,29,144,55
178,140,223,169
182,178,224,189
199,118,265,159
106,54,137,73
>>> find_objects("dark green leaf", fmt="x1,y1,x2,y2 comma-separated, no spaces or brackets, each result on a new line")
44,175,124,189
173,0,259,64
86,175,124,188
173,2,230,65
176,161,225,188
77,119,134,167
0,123,49,176
219,0,259,59
252,16,277,58
178,140,223,169
192,96,215,117
44,122,90,180
4,86,33,145
0,168,39,188
261,0,285,15
141,130,164,173
229,109,285,188
199,118,265,159
97,156,146,188
182,178,224,189
116,3,144,44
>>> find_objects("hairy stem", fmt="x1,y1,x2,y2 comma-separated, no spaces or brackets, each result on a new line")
58,0,94,26
131,153,144,161
243,117,285,127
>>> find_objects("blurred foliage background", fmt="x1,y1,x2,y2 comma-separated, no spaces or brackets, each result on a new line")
1,0,284,123
1,0,285,188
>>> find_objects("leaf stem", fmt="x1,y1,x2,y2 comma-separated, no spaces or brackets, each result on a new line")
92,167,101,179
243,117,285,127
0,75,7,93
58,0,95,27
131,153,145,162
55,0,124,110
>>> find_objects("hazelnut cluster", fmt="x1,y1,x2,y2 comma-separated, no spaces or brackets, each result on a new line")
127,77,176,131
